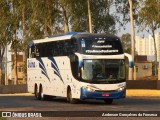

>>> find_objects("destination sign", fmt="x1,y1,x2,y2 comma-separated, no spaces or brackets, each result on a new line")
86,50,119,53
81,38,123,55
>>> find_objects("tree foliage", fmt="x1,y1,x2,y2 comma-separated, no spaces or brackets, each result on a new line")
0,0,13,85
138,0,160,32
114,0,139,30
0,0,116,84
138,0,160,75
121,33,131,54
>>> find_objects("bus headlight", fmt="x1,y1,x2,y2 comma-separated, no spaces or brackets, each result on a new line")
87,87,95,92
117,86,125,92
82,86,95,92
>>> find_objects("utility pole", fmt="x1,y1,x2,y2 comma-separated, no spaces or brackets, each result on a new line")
128,0,135,80
88,0,92,33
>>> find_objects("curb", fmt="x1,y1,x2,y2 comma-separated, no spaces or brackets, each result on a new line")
126,89,160,96
0,93,33,96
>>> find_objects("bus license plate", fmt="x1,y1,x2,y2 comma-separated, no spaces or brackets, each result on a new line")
102,94,110,97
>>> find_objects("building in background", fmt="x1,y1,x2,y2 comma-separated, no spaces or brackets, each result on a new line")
5,44,24,85
136,32,160,64
155,33,160,64
135,56,153,79
148,32,160,63
135,36,149,55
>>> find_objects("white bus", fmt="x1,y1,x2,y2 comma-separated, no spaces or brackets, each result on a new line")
27,32,127,104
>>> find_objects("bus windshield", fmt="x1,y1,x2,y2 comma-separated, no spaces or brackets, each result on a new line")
81,59,125,83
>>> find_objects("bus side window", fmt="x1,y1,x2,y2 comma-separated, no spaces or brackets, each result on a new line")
30,45,35,58
72,39,78,53
70,39,78,53
52,41,58,56
47,42,54,57
34,45,40,57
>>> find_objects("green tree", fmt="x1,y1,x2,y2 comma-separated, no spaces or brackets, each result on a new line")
58,0,70,33
13,0,31,83
0,0,12,85
138,0,160,75
114,0,139,80
10,0,21,85
121,33,131,54
114,0,139,29
70,0,116,33
0,0,119,85
90,0,115,33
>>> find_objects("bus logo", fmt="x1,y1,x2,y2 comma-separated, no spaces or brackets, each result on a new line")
28,61,35,68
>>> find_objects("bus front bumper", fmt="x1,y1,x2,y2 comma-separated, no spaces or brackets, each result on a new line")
80,87,126,100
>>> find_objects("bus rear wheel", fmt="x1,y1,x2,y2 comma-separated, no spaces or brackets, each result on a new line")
39,86,53,101
67,88,79,104
104,99,113,104
35,86,41,100
39,87,46,100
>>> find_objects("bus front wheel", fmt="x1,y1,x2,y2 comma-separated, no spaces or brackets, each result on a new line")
67,88,79,104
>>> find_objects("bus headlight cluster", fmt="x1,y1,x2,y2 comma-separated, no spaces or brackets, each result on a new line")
82,86,95,92
117,86,125,92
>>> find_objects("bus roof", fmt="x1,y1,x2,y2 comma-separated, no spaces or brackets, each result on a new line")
29,32,120,45
31,32,82,44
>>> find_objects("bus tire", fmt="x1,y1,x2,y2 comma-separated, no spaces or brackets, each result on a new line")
39,85,51,101
67,88,79,104
39,85,45,100
104,99,113,104
35,85,41,100
40,86,55,101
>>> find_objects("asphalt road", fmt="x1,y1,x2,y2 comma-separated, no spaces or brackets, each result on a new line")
0,95,160,111
0,95,160,120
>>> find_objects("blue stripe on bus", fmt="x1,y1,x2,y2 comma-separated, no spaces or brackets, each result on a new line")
48,57,59,71
48,57,64,84
36,58,50,81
